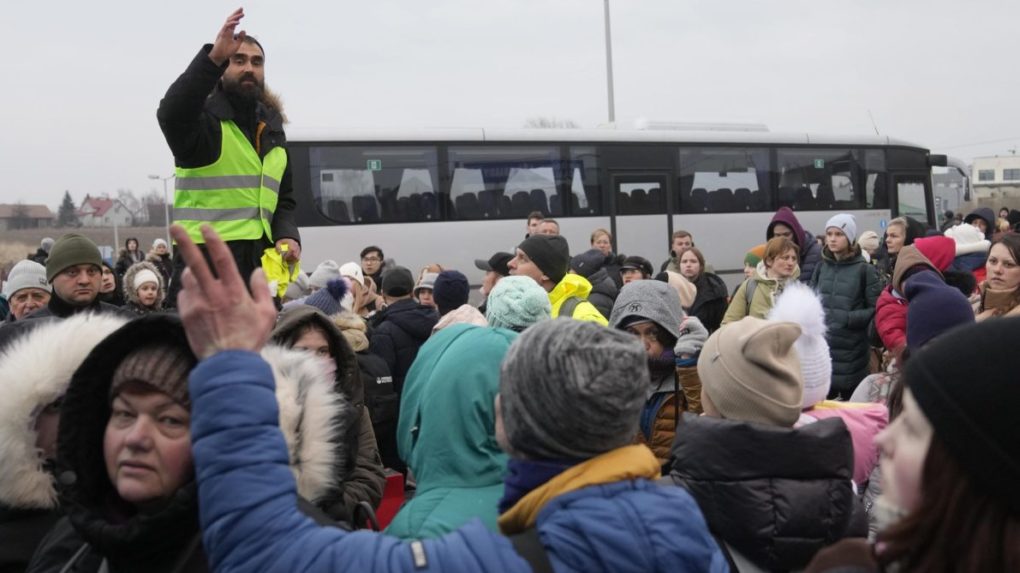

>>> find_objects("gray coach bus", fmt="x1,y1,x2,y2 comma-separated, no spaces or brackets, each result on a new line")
288,127,943,286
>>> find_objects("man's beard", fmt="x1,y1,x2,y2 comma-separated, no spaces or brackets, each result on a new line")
222,73,264,103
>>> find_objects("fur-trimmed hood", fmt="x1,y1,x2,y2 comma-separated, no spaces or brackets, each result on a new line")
0,313,128,509
261,344,349,504
122,260,166,310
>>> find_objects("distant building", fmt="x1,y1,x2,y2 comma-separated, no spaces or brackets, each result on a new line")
971,155,1020,199
0,204,56,231
78,196,134,227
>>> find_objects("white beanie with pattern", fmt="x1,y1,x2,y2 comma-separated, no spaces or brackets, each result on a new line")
767,281,831,409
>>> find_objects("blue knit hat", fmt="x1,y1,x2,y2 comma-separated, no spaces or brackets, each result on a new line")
433,270,470,316
903,270,974,350
304,278,349,317
486,276,551,332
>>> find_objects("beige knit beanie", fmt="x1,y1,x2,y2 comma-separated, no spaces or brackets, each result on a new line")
697,316,804,427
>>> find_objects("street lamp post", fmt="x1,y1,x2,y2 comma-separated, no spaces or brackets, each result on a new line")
148,174,174,255
603,0,616,124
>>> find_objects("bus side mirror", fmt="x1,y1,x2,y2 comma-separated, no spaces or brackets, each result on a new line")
928,154,948,167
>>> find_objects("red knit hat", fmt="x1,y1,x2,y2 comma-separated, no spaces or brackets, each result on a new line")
912,236,956,272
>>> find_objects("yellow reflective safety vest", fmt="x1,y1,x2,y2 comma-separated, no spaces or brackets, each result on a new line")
174,120,286,243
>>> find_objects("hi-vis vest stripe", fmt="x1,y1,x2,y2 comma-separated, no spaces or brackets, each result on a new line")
174,120,287,243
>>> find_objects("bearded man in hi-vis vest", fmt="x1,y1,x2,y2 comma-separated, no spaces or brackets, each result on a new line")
158,8,301,306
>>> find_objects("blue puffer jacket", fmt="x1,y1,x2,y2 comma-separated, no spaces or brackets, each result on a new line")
190,351,727,573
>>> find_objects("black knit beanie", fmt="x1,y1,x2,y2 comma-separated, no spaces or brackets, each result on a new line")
905,317,1020,515
110,343,196,408
517,235,570,284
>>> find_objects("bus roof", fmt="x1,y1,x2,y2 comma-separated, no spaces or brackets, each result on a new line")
287,126,927,149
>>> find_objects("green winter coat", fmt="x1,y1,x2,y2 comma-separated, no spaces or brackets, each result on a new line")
722,262,800,325
386,324,517,539
810,245,881,398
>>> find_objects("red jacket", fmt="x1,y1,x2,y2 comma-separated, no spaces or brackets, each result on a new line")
875,286,907,352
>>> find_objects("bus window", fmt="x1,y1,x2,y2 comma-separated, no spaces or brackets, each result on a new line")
777,148,859,211
568,147,601,216
896,177,928,221
858,149,887,209
310,146,439,223
448,146,564,220
678,147,771,213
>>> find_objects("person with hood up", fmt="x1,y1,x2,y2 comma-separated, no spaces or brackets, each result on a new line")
0,313,127,572
98,262,125,307
944,221,991,288
413,272,438,309
2,260,51,323
962,206,996,241
609,280,684,466
873,236,959,356
508,234,608,325
484,276,552,332
810,214,882,399
122,261,166,316
170,223,728,573
767,206,823,283
272,296,387,521
806,319,1020,573
386,324,517,539
568,248,619,319
668,316,864,571
431,270,486,333
676,247,728,333
722,235,800,324
26,315,351,572
114,238,145,278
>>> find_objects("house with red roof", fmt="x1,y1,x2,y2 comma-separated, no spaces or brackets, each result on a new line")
78,195,135,228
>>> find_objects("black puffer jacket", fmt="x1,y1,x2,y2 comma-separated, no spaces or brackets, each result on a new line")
585,267,620,319
369,298,438,394
810,246,882,398
688,272,729,333
667,414,861,571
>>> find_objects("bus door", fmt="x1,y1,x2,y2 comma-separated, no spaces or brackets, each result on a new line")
610,172,670,262
893,172,934,227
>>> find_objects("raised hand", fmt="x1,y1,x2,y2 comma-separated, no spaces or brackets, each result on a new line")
208,7,246,66
171,224,277,360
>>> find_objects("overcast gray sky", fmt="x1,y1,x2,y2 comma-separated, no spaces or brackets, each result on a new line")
2,0,1018,208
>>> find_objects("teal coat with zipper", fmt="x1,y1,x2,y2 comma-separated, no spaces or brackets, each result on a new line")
386,324,517,539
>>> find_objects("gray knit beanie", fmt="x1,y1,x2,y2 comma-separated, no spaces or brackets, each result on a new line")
499,319,647,460
609,280,684,342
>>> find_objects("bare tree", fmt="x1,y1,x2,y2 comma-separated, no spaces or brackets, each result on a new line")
9,202,32,230
143,189,168,227
523,117,580,129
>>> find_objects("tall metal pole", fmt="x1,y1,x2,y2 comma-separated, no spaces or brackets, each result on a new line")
603,0,616,124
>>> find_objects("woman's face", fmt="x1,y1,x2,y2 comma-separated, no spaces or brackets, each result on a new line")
101,267,116,293
592,234,612,256
154,243,168,256
875,390,933,512
826,228,850,255
621,268,644,285
743,263,756,279
1000,208,1010,220
103,388,193,505
127,240,138,252
417,288,435,308
137,283,158,307
985,243,1020,291
679,250,701,279
767,248,798,279
293,326,330,359
361,251,382,275
885,225,905,255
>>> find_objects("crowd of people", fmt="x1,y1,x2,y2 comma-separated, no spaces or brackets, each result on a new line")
0,199,1018,572
1,8,1017,572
